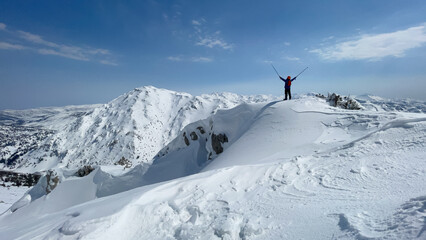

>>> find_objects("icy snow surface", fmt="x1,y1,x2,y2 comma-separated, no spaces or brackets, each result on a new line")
0,92,425,239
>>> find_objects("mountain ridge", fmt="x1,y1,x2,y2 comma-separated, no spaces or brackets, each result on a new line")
0,86,276,172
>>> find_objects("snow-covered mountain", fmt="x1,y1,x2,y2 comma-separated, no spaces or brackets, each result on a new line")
0,86,275,172
1,92,425,239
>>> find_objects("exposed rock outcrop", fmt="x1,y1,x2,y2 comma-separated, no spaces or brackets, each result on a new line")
183,132,190,146
211,133,228,154
190,132,198,140
45,170,60,194
181,126,228,155
114,157,132,168
197,126,206,134
318,93,362,110
76,165,95,177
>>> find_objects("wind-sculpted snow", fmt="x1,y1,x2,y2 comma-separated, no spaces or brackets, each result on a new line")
1,95,425,239
0,86,276,172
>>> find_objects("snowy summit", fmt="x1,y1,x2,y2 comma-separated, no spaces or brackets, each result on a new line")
0,86,425,239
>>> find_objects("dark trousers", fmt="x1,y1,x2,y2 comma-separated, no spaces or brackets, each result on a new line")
284,88,291,100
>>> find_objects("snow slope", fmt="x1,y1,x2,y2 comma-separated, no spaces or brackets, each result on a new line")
0,86,275,172
0,186,29,214
1,95,425,239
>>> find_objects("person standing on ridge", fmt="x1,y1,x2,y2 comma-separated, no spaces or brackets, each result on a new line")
279,75,296,100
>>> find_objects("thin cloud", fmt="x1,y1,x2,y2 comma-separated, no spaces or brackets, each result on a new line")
0,41,26,50
162,13,169,22
196,37,233,50
284,42,291,46
284,56,300,61
191,57,213,62
18,31,58,47
311,25,426,61
88,49,111,55
18,31,112,62
192,20,202,26
192,18,233,50
322,36,335,41
167,55,213,63
0,25,116,65
38,48,89,61
167,56,183,62
191,18,206,26
99,59,118,66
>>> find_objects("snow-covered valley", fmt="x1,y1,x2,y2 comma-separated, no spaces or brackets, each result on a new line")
0,87,425,239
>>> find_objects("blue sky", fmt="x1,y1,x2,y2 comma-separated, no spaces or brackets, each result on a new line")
1,0,426,109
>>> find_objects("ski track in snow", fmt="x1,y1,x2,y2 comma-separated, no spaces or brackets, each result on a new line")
0,92,425,239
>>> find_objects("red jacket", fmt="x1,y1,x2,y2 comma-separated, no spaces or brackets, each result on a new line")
279,76,296,89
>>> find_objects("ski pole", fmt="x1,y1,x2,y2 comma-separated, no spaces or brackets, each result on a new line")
294,67,308,78
271,64,281,77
